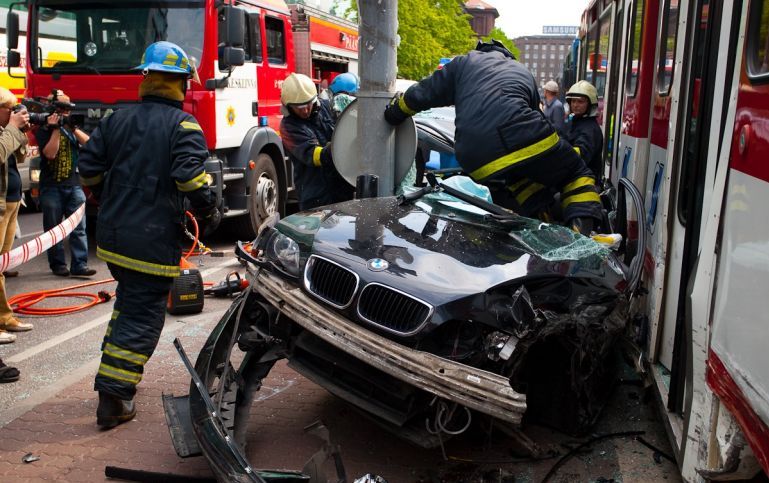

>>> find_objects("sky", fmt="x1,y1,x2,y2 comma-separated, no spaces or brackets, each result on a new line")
486,0,590,38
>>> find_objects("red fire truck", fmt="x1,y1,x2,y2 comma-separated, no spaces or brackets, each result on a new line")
5,0,359,237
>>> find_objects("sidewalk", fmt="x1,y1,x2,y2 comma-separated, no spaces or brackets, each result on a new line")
0,314,218,482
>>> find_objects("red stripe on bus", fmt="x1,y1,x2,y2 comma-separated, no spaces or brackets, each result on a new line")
707,350,769,476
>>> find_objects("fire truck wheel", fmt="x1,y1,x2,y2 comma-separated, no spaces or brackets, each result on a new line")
238,153,282,239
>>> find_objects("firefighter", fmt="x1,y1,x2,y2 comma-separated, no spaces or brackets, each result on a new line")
564,80,604,182
328,72,359,116
280,73,353,210
384,40,601,234
78,41,217,429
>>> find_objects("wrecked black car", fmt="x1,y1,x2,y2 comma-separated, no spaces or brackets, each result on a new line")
163,171,644,481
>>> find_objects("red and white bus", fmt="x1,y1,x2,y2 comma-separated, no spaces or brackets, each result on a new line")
577,0,769,479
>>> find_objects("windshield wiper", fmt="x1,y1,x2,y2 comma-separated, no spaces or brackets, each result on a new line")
425,173,518,219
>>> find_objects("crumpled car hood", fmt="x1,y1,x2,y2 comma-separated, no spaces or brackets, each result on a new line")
278,196,627,308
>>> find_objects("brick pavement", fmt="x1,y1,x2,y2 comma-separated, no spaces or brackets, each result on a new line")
0,305,681,483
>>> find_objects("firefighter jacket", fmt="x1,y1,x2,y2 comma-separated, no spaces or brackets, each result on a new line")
0,125,27,217
566,115,604,181
78,96,215,277
398,50,560,183
281,99,352,208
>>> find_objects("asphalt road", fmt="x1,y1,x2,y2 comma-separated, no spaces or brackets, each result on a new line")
0,208,683,482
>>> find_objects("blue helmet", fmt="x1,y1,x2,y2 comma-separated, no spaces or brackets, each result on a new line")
135,41,193,77
329,72,359,95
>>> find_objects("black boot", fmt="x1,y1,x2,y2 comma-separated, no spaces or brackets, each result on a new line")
571,217,594,236
96,391,136,429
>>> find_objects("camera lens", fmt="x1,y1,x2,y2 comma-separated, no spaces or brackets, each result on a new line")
28,112,50,125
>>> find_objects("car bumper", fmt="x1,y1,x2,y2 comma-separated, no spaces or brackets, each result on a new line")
252,268,527,425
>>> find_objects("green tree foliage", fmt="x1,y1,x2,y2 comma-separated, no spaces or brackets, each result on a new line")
346,0,476,80
482,27,520,59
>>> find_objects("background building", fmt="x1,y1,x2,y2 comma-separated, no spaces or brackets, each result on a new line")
463,0,499,38
513,34,575,94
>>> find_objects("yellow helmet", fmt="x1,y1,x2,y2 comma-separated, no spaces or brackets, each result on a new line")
565,80,598,116
281,73,317,106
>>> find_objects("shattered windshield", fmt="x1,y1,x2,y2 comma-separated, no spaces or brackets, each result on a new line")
31,1,205,74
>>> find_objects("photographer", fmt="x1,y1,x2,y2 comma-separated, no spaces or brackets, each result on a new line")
0,86,34,345
35,90,96,277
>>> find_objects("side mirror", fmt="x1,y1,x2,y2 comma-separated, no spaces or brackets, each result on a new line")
218,46,245,70
6,50,21,68
223,6,245,47
6,11,19,50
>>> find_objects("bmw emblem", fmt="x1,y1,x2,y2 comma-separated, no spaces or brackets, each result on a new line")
367,258,388,272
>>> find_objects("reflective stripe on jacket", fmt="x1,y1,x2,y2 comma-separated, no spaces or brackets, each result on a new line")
401,50,557,182
78,96,214,276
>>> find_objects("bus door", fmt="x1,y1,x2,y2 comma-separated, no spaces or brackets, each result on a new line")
612,0,660,189
707,1,769,472
660,0,728,417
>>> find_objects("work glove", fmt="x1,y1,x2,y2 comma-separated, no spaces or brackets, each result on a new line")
384,92,410,126
194,205,222,237
320,142,334,168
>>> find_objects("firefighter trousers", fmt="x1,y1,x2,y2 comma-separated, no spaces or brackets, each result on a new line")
94,263,173,400
490,138,603,224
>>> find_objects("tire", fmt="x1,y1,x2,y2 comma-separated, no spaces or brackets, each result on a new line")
232,153,283,240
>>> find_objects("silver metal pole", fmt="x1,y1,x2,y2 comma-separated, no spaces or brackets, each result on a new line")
356,0,398,196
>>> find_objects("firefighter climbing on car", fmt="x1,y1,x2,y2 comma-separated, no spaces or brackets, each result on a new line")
384,39,602,235
77,41,218,429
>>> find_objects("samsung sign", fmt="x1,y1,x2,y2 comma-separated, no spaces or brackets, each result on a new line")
543,26,579,35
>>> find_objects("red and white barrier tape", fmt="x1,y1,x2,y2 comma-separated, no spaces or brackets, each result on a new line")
0,203,85,273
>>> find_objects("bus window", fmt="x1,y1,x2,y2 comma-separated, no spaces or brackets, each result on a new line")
265,16,285,65
658,0,680,95
596,9,612,98
747,0,769,78
626,0,645,96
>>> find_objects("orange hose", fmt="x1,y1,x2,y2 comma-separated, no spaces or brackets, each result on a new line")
10,213,205,316
9,278,116,316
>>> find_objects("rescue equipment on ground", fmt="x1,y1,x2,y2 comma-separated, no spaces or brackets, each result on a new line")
167,212,208,315
203,271,249,298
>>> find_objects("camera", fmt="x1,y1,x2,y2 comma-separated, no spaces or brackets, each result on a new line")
14,90,84,128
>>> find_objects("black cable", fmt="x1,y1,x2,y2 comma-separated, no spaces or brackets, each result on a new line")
635,435,676,463
540,430,646,483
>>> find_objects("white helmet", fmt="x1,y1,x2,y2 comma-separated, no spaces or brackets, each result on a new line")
565,80,599,116
281,73,317,106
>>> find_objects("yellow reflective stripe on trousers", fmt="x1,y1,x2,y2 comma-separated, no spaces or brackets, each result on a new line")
398,96,417,116
515,182,545,205
104,342,149,366
80,173,104,186
574,146,581,156
98,362,142,385
563,176,595,194
312,146,323,167
470,132,560,181
176,171,207,192
562,190,601,208
97,247,180,277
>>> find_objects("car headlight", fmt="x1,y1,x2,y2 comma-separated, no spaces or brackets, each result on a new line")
266,231,301,276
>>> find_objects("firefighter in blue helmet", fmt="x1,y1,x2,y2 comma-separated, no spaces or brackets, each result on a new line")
328,72,359,116
384,39,602,234
78,41,217,429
